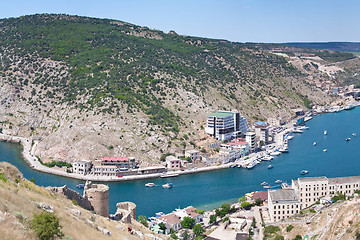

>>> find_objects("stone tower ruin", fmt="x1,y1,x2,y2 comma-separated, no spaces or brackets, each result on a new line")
83,181,109,217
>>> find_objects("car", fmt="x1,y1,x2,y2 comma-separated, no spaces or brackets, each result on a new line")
117,175,123,178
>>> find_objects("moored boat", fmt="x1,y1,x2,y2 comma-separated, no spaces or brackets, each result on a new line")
279,147,289,153
160,173,179,178
346,138,351,141
267,165,273,169
281,182,290,189
145,183,155,187
162,183,173,188
270,151,281,156
263,185,271,189
246,162,257,169
76,183,85,188
261,182,268,186
275,180,282,183
262,155,274,161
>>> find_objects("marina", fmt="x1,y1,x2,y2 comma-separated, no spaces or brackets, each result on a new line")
1,106,360,217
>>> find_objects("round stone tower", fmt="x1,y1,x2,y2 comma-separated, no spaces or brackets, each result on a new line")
83,181,109,217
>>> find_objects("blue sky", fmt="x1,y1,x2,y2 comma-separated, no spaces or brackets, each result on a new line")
1,0,359,43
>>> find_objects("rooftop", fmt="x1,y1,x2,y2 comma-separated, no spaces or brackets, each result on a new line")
102,157,128,162
269,189,299,203
159,213,181,225
298,176,328,183
329,176,360,184
250,191,268,201
208,111,233,118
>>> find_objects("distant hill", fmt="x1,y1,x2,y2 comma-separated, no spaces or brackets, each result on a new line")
0,14,359,164
283,42,360,53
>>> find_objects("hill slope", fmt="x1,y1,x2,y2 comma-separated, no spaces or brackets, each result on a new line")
0,14,359,164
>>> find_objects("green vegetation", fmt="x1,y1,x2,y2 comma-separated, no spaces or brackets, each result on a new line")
29,177,36,184
264,225,283,240
158,222,166,232
38,159,72,168
181,216,195,229
215,203,235,218
209,215,217,224
286,224,294,232
241,202,251,210
331,193,346,203
30,211,64,240
193,224,205,237
137,215,149,227
194,209,205,215
293,235,302,240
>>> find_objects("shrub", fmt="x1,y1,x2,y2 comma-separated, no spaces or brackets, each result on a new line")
286,224,294,232
30,177,36,184
209,214,217,224
264,225,280,234
193,224,205,236
293,235,302,240
30,211,64,240
181,216,195,229
137,215,148,227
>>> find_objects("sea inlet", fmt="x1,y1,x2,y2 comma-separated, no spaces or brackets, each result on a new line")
1,107,360,217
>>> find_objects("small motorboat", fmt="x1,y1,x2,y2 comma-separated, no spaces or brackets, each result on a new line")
261,182,268,186
352,133,356,137
262,155,274,161
281,182,290,189
162,183,173,189
275,180,282,184
263,185,271,189
230,164,237,168
323,149,327,152
346,138,351,141
145,183,155,187
76,183,85,188
268,165,273,169
300,170,309,175
313,142,317,146
324,130,327,135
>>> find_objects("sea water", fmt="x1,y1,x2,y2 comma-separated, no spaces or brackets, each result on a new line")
1,107,360,217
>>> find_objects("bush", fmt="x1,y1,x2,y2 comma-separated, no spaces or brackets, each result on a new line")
30,177,36,184
310,209,316,213
30,211,64,240
137,215,148,227
209,214,217,224
331,193,346,203
286,224,294,232
293,235,302,240
241,202,251,210
181,216,195,229
193,224,205,236
264,225,280,234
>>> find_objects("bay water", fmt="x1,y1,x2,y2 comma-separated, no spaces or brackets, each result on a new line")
1,107,360,217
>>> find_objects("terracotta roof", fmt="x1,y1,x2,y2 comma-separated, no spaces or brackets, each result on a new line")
102,157,128,162
159,213,181,225
251,191,268,201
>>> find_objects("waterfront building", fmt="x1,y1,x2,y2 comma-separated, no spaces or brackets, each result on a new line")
93,165,117,176
165,156,181,170
185,149,200,161
292,176,360,208
245,132,256,153
225,138,250,157
267,189,301,222
254,121,269,144
72,160,92,175
205,111,249,141
101,157,136,169
267,117,286,127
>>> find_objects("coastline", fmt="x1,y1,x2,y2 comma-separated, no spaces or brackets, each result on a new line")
1,101,358,183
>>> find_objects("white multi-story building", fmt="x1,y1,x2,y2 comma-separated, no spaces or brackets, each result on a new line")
254,121,269,144
268,189,301,222
73,160,92,175
205,111,249,141
292,176,360,208
268,175,360,222
245,132,256,153
185,149,200,161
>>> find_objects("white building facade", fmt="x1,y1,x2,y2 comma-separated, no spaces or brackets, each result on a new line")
73,160,92,175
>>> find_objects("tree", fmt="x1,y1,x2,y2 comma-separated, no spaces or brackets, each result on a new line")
193,224,205,236
137,215,148,227
293,235,302,240
255,198,262,206
181,216,195,229
181,230,190,240
241,202,251,210
158,222,166,232
30,177,36,184
30,211,64,240
209,215,217,224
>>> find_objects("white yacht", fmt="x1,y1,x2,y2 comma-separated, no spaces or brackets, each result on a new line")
262,155,274,161
324,130,327,135
162,183,173,189
145,183,155,187
270,151,281,156
313,142,317,146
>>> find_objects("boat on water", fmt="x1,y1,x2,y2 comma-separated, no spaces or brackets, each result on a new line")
230,164,237,168
346,138,351,141
160,173,179,178
292,129,303,133
270,151,281,156
300,170,309,175
298,126,309,130
76,183,85,188
155,212,165,217
275,180,282,183
263,185,271,189
267,165,273,169
323,149,327,152
352,133,356,137
246,162,257,169
324,130,327,135
162,183,173,189
286,135,294,140
281,182,290,189
145,183,155,187
261,182,268,186
313,142,317,146
304,116,313,122
262,155,273,161
279,147,289,153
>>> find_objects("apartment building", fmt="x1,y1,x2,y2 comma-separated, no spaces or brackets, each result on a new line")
268,189,301,222
72,160,92,175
